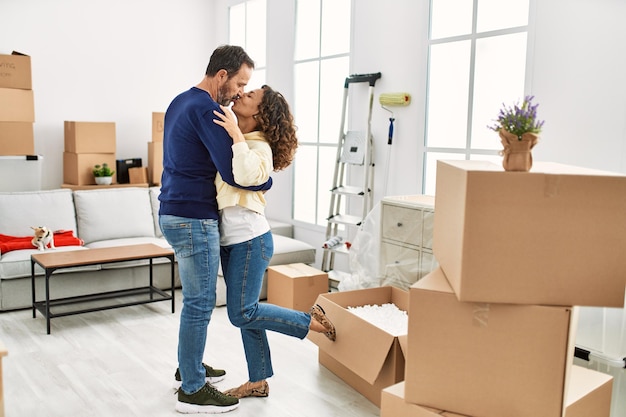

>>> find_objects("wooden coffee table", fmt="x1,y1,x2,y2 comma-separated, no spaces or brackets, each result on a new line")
31,243,175,334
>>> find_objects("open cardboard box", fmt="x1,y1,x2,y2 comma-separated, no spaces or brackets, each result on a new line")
308,286,408,406
405,267,578,417
433,160,626,307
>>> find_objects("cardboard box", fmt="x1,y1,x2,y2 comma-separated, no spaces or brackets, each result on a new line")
0,122,34,155
436,365,613,417
128,167,148,184
64,121,116,154
405,267,577,417
267,263,328,312
63,152,116,185
433,159,626,307
0,88,34,122
148,141,163,185
0,52,31,89
564,365,613,417
152,112,164,142
308,286,408,406
381,382,444,417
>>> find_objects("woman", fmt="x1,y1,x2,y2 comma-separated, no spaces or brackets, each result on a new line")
213,85,336,399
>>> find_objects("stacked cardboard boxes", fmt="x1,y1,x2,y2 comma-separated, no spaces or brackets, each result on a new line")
63,121,117,185
147,112,164,185
310,160,620,415
0,51,34,155
398,160,624,417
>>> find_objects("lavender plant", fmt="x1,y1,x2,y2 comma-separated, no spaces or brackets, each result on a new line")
488,95,544,139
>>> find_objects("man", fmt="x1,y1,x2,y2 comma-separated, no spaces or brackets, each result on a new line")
158,45,272,414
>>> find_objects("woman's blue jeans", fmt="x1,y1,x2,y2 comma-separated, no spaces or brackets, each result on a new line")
220,230,311,382
159,214,220,395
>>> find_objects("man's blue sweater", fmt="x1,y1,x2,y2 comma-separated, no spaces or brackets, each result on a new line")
159,87,272,220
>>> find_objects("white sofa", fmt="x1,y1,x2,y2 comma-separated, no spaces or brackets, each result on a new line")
0,187,316,311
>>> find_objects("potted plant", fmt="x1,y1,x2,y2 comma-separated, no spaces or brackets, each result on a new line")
93,163,115,185
488,95,544,172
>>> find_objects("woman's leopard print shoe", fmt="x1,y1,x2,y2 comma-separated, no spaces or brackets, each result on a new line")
310,304,336,342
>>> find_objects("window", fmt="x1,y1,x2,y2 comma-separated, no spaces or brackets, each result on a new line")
292,0,351,226
229,0,267,89
423,0,531,195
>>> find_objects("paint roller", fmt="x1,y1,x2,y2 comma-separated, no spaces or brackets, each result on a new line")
379,93,411,145
379,93,411,195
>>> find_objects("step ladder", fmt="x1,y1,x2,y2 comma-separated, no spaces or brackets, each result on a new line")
321,72,381,287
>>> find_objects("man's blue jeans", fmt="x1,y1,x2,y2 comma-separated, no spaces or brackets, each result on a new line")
159,214,219,395
220,230,311,382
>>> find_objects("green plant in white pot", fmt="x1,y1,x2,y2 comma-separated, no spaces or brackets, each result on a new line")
93,163,115,185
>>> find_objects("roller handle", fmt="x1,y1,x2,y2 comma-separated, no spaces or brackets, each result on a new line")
345,72,382,87
388,118,395,145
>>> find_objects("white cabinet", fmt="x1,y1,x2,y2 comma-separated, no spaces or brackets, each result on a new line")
380,195,437,290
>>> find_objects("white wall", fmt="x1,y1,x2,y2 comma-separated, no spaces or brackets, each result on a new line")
2,0,625,268
0,0,216,189
350,0,430,199
530,0,626,172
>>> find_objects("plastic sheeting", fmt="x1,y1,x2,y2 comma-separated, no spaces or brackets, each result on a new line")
339,199,436,292
339,203,383,291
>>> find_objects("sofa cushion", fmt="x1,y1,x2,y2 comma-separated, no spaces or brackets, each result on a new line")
268,219,293,238
269,234,316,266
0,189,78,237
0,246,94,279
149,186,163,238
84,237,173,269
73,188,156,244
85,237,171,250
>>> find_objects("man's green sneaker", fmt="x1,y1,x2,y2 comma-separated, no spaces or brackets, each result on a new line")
175,383,239,414
174,363,226,389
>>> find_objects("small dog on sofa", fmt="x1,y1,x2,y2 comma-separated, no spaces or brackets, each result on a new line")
31,226,56,251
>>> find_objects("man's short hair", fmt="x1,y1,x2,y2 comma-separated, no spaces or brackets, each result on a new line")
205,45,255,79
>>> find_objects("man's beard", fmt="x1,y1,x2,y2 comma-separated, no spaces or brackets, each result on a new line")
216,83,237,106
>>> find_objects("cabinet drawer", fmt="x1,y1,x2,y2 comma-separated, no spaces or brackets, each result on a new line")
382,204,423,247
420,251,438,278
380,242,420,289
422,209,434,249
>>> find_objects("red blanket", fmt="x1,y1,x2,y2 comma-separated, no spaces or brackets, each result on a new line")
0,230,84,254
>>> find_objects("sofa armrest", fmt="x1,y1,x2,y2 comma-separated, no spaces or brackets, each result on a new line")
268,219,293,238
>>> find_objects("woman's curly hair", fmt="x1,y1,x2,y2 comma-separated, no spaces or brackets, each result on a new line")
255,85,298,171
